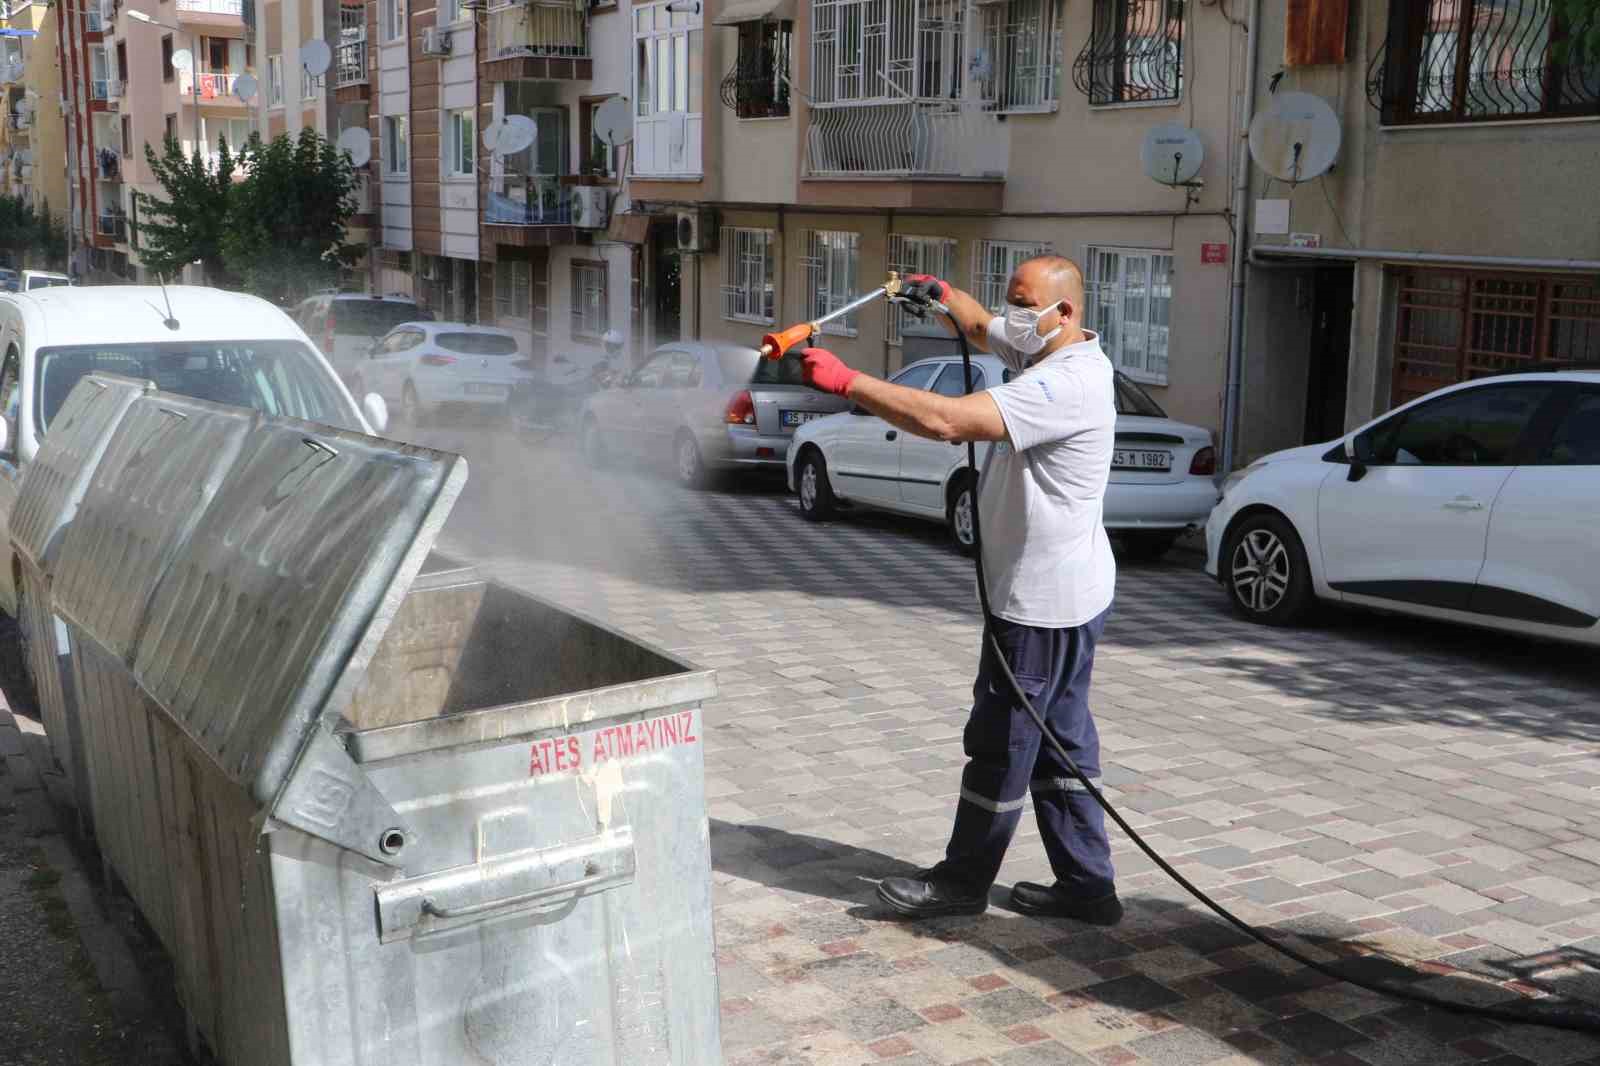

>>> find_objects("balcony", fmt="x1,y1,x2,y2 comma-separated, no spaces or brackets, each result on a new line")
179,70,244,101
337,6,368,87
86,9,104,32
484,1,591,80
97,212,127,241
90,79,123,102
486,174,573,225
176,0,244,13
805,102,1007,179
97,148,121,179
7,114,29,131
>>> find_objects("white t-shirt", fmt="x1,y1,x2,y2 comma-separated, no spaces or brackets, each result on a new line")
977,321,1117,628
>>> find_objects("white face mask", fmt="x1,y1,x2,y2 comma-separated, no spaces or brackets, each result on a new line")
1001,303,1062,356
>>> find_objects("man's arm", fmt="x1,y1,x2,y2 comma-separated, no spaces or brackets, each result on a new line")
903,275,994,354
801,348,1008,444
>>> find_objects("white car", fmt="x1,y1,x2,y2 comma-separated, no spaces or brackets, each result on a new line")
786,354,1219,557
19,270,72,292
291,292,433,384
1205,370,1600,643
351,321,533,422
0,285,388,618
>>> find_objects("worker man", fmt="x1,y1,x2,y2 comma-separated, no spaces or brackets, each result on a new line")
799,256,1122,926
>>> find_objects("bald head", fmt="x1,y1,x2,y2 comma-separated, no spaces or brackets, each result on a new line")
1003,255,1087,354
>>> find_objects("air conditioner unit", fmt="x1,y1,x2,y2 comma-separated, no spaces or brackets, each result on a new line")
570,186,609,229
675,207,716,253
421,27,453,56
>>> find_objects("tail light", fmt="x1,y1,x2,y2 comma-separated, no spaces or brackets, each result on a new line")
420,354,457,367
724,390,755,426
1189,446,1216,476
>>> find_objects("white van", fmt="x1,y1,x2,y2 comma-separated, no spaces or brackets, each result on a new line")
19,270,72,291
0,285,391,616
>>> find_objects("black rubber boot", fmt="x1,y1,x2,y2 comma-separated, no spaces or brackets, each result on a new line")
1009,882,1124,926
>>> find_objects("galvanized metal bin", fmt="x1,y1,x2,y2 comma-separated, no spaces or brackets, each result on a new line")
16,377,723,1066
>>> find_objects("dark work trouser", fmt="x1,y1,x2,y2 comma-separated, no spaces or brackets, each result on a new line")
938,607,1115,898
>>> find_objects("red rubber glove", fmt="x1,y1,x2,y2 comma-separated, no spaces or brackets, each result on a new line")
800,347,862,397
902,274,951,304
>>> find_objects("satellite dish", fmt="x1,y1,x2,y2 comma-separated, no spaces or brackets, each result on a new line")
234,72,258,102
1249,91,1341,184
593,96,633,146
1140,123,1203,186
301,39,332,77
481,119,501,151
337,126,371,167
496,114,536,156
171,48,193,71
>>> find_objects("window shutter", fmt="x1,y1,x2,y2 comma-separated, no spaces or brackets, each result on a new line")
1285,0,1349,67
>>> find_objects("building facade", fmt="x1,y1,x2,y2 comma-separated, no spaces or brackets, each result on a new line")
1236,0,1600,464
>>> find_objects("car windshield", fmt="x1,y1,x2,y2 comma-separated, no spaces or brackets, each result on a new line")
35,340,361,433
334,300,432,336
438,332,520,356
746,352,813,387
1114,373,1167,418
28,277,69,290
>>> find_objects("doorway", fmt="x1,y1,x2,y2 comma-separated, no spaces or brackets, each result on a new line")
651,224,681,347
1303,266,1353,444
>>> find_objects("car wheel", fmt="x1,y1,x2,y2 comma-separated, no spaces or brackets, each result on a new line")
581,416,608,468
0,572,37,706
796,450,837,521
1118,530,1180,563
1223,512,1314,625
947,473,977,557
675,432,707,488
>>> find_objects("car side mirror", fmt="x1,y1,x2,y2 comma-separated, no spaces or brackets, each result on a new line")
362,392,389,434
1344,437,1368,483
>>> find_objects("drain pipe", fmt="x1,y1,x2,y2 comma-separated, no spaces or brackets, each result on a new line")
1219,0,1264,476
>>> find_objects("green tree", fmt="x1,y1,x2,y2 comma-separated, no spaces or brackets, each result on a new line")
222,127,361,306
134,134,239,285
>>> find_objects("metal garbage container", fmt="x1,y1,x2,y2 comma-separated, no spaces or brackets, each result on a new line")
17,376,723,1066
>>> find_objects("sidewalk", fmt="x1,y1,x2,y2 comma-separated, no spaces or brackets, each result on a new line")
0,686,186,1066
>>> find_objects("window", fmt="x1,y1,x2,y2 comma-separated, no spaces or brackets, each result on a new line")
206,36,227,71
0,346,18,461
725,19,791,118
1071,0,1184,105
931,363,988,396
1539,392,1600,465
439,0,460,25
579,96,617,178
268,54,284,106
447,109,474,177
383,0,405,42
810,0,963,104
980,0,1062,112
886,234,957,342
302,66,319,100
1356,384,1551,466
632,0,703,175
162,35,174,82
495,259,532,320
571,261,608,340
120,116,131,154
800,230,859,337
720,227,774,324
890,362,940,389
972,239,1050,313
1368,0,1599,124
384,115,408,174
164,113,178,142
1084,247,1173,384
1392,270,1600,406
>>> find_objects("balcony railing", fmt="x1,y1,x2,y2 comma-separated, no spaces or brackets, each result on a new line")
90,79,123,101
97,213,127,240
337,5,368,85
487,1,588,60
805,101,1008,178
86,9,104,31
180,70,241,99
485,174,573,225
98,148,121,178
175,0,244,15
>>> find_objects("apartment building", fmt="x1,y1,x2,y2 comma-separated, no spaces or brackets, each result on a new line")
1235,0,1600,462
51,0,253,280
0,0,56,218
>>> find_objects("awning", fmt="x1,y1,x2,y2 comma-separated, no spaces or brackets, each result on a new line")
712,0,795,25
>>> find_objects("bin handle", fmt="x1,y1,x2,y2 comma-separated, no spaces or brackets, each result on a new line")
420,864,624,920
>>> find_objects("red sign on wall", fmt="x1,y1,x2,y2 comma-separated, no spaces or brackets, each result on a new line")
1201,243,1229,265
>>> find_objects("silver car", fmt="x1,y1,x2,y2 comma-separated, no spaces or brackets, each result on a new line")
580,343,851,485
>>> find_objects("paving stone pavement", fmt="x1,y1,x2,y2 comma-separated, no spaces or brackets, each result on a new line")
427,428,1600,1066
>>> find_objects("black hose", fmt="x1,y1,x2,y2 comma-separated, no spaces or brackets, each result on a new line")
943,309,1600,1033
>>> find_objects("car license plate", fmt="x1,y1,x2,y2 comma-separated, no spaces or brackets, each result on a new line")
1113,449,1172,471
781,410,821,428
466,383,509,396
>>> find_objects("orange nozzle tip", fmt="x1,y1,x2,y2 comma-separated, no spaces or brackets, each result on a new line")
759,323,814,360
